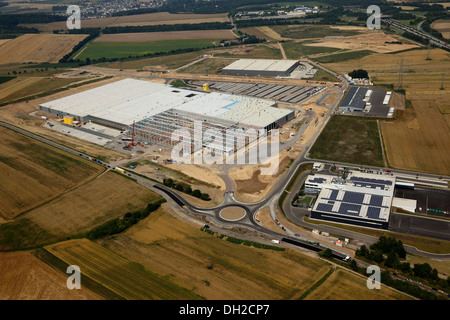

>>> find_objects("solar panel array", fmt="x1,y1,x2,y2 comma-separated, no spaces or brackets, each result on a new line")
367,207,382,220
342,191,365,205
338,203,361,216
309,177,327,184
315,188,389,221
350,177,392,188
369,195,383,207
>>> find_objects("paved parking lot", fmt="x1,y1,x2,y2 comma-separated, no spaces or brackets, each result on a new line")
394,186,450,216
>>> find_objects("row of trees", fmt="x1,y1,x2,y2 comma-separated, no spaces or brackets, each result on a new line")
0,13,66,26
58,28,101,63
348,69,369,79
163,178,211,201
86,199,166,239
356,236,449,286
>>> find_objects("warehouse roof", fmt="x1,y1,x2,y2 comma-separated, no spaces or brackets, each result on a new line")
339,86,368,110
40,78,292,129
223,59,299,72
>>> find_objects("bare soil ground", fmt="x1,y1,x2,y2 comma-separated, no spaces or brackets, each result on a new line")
305,31,419,53
255,207,280,233
0,34,88,64
94,30,236,42
0,251,101,300
230,154,294,203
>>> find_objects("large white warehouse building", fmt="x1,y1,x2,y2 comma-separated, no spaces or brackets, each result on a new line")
39,78,295,153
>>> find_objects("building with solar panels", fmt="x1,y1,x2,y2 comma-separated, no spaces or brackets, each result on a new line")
309,171,396,229
339,86,368,112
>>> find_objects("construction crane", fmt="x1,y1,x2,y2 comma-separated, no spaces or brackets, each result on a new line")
130,121,135,147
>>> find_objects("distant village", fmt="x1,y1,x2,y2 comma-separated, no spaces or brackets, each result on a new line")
235,5,320,20
55,0,165,19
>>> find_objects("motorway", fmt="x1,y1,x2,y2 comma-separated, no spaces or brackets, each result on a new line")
383,18,450,52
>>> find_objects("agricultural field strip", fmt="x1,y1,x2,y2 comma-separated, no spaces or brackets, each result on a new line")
45,239,201,300
94,30,237,42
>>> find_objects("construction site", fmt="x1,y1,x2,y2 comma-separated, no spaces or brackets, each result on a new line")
39,78,296,156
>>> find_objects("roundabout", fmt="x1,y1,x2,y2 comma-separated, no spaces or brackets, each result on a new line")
219,206,247,221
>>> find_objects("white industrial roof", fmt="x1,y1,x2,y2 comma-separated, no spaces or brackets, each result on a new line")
223,59,299,72
40,78,292,128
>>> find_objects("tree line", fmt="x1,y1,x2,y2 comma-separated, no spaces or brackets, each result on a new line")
102,22,233,34
85,198,166,239
58,28,101,63
354,236,450,298
163,178,211,201
0,13,66,25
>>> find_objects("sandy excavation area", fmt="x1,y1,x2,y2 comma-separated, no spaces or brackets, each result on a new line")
305,31,419,53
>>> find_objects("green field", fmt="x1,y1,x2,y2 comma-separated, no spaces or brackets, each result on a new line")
309,115,384,167
77,39,220,60
282,41,342,59
215,44,282,59
181,57,237,74
311,68,340,82
272,25,362,40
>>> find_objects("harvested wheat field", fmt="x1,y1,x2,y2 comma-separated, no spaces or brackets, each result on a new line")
381,93,450,175
0,251,101,300
0,171,161,250
0,34,88,64
431,19,450,39
45,238,202,300
111,12,229,27
24,12,229,31
0,126,103,220
101,203,333,300
305,268,412,300
95,30,236,42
